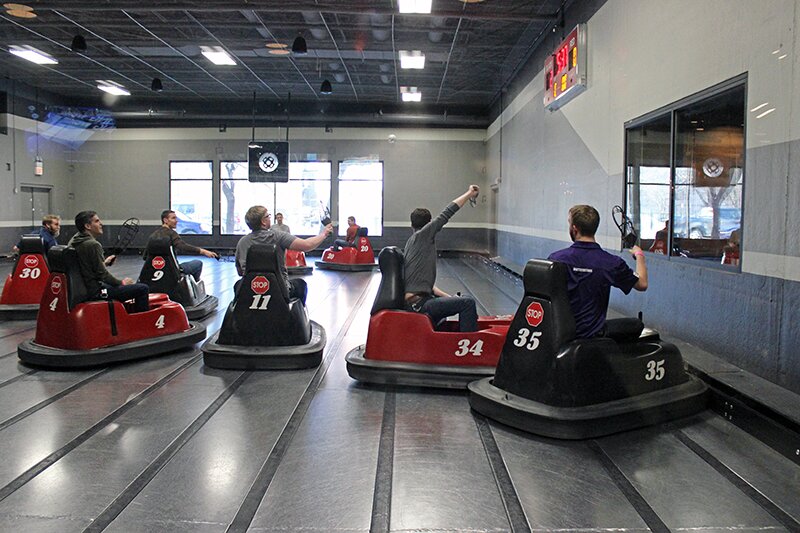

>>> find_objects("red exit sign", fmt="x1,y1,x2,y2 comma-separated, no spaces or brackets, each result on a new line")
543,24,587,111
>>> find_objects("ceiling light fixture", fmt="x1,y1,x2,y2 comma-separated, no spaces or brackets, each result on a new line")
320,79,332,95
9,45,58,65
96,80,131,96
398,0,432,14
70,34,87,53
292,35,308,55
151,77,163,92
269,49,292,56
459,0,486,2
6,8,36,18
399,50,425,69
400,86,422,102
200,46,236,66
3,2,32,9
266,42,288,49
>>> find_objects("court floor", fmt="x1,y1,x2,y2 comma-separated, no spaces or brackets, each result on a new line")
0,255,797,532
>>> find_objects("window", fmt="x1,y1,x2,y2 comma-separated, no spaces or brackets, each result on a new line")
625,79,744,267
220,161,331,236
170,161,212,235
338,160,384,236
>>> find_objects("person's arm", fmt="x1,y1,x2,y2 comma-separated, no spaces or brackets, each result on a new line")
453,185,480,209
432,286,450,297
290,224,334,252
93,243,122,286
630,245,648,291
170,229,218,259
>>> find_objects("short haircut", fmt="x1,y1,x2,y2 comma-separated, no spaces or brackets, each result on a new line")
245,205,267,231
42,214,60,226
569,205,600,237
276,212,283,217
161,209,175,223
75,210,97,232
410,208,431,231
347,216,355,223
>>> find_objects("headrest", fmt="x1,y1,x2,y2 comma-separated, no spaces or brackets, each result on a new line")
379,246,403,274
523,259,570,301
47,245,71,274
246,244,280,274
371,246,405,315
19,234,45,255
145,236,173,256
356,227,368,237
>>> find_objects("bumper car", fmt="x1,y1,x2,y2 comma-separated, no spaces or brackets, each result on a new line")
286,249,313,275
468,259,708,439
18,246,206,368
202,244,325,370
345,247,512,388
316,227,378,272
0,235,51,320
138,237,218,319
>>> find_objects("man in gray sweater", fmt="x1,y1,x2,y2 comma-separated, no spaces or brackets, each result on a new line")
403,185,480,332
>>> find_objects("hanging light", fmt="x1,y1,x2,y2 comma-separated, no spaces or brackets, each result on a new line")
70,34,87,52
150,77,163,92
292,35,308,55
320,79,332,95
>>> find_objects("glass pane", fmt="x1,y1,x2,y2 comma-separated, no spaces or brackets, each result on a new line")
170,181,212,234
338,181,384,237
290,161,331,180
339,160,383,181
276,180,331,236
170,161,212,180
673,85,744,265
625,114,671,253
220,183,275,235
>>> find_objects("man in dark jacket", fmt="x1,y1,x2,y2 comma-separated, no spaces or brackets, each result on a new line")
145,210,218,281
68,211,150,312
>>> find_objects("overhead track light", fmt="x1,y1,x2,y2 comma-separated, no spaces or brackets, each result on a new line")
292,35,308,55
398,0,432,14
200,46,236,66
400,86,422,102
9,45,58,65
151,77,163,92
399,50,425,69
70,34,87,52
96,80,131,96
320,79,332,95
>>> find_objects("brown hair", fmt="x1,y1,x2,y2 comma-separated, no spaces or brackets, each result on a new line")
568,205,600,237
245,205,268,231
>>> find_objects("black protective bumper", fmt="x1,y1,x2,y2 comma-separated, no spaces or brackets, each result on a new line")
315,261,377,272
288,266,313,276
0,303,39,321
184,294,218,320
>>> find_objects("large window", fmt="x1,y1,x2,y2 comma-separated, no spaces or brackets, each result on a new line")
170,161,212,235
625,79,744,267
338,160,384,236
220,160,331,235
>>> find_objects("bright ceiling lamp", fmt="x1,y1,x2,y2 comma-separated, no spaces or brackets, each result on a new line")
400,86,422,102
399,50,425,69
96,80,131,96
9,45,58,65
200,45,236,66
398,0,432,14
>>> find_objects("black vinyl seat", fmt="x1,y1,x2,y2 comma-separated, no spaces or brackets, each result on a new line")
468,259,708,439
371,246,406,315
48,245,89,311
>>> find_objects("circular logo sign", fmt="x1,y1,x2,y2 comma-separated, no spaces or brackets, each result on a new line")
258,152,279,173
23,255,39,268
50,277,62,295
152,256,166,270
251,275,270,295
702,157,724,178
525,302,544,328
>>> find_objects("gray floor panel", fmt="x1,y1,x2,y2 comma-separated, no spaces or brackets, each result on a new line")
391,391,510,532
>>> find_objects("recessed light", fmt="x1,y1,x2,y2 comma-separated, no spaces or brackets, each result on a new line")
398,0,432,14
778,54,788,60
750,103,768,112
4,3,33,10
401,86,422,102
266,42,288,49
200,46,236,66
756,107,776,119
96,80,131,96
268,49,292,56
6,8,35,18
9,45,57,65
399,50,425,69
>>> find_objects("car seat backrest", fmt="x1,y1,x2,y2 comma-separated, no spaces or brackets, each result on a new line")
139,237,182,291
371,246,405,315
246,245,289,302
356,227,368,237
19,234,45,255
48,245,88,309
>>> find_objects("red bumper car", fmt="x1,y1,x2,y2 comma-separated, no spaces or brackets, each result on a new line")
316,227,377,272
138,237,218,319
0,235,51,320
468,260,707,439
285,249,313,275
202,244,325,370
345,247,512,388
18,246,206,368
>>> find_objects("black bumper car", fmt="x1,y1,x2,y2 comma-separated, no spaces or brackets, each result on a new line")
468,259,707,439
18,246,205,369
202,244,325,370
0,235,51,320
138,237,218,319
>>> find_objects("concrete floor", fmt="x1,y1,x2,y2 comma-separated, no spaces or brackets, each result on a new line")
0,254,797,532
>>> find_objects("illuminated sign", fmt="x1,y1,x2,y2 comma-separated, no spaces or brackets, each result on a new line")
543,24,587,111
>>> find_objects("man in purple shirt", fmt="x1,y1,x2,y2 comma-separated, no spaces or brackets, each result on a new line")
548,205,648,338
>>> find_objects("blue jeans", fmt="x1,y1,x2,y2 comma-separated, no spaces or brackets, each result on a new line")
333,239,354,251
417,295,478,332
181,259,203,282
102,282,150,313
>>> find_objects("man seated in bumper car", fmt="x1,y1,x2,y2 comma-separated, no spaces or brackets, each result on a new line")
145,210,219,281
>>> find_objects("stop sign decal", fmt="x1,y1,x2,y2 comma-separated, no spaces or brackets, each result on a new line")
152,256,166,269
525,302,544,327
50,277,62,294
24,256,39,268
251,276,270,295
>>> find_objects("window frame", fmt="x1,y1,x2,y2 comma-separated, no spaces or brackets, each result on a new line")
168,159,214,237
336,159,385,237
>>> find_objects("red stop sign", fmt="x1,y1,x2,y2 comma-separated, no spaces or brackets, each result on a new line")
525,302,544,327
152,256,166,269
50,277,62,294
251,275,270,295
24,256,39,268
